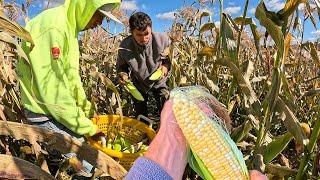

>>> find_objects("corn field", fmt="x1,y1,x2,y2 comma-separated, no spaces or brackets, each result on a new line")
0,0,320,179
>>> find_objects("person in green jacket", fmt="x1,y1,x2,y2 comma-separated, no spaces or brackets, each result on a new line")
17,0,121,139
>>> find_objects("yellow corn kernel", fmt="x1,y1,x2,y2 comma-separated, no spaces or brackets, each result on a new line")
172,96,249,180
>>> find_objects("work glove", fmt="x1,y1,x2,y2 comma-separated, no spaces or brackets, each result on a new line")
118,72,129,85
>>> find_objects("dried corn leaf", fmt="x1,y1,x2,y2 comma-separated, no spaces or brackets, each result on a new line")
198,46,214,57
199,11,210,19
199,22,215,33
280,72,295,101
278,0,307,20
0,105,6,121
316,0,320,20
241,60,254,82
233,17,262,60
217,58,263,117
200,72,219,93
0,14,33,44
306,2,318,30
265,164,297,177
310,43,320,68
0,32,29,63
221,13,237,63
234,17,254,25
275,98,308,146
89,72,123,126
283,33,292,66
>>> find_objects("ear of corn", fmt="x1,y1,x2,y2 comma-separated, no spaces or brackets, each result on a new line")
188,149,214,180
125,80,144,101
171,86,249,180
149,68,162,80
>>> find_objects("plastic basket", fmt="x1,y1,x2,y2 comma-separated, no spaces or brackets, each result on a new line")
87,115,156,170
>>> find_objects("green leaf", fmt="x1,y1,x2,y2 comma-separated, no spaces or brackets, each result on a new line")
263,132,293,164
124,80,144,101
255,2,284,57
149,68,162,81
188,149,213,180
231,120,252,143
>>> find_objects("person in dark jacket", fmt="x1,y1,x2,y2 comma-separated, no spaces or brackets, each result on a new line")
116,12,171,118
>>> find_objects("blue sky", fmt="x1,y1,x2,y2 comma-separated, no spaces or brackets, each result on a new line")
120,0,319,41
10,0,320,41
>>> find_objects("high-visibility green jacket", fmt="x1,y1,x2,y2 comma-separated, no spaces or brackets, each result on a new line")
17,0,120,136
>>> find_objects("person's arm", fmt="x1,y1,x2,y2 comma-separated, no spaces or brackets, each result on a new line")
125,157,172,180
26,29,98,136
126,100,188,180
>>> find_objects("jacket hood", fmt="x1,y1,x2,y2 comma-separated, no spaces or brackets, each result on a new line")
64,0,121,32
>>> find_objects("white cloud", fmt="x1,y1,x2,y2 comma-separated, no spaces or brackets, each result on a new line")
264,0,285,11
308,37,316,42
215,21,220,26
311,30,320,37
224,6,241,15
156,11,176,20
120,1,139,11
298,3,305,11
249,7,256,14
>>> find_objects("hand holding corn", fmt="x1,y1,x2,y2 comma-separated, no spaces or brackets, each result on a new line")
118,72,129,85
149,65,169,81
144,100,188,180
143,90,267,180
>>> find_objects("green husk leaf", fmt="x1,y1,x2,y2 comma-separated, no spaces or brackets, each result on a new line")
125,80,144,101
149,68,162,80
188,149,214,180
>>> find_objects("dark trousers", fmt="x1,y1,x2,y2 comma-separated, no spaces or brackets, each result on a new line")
133,87,169,118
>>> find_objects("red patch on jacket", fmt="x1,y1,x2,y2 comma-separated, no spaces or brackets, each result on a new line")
51,47,60,59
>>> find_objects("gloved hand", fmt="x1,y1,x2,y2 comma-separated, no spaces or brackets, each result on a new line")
160,64,169,77
118,72,129,85
144,100,188,180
